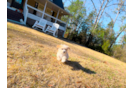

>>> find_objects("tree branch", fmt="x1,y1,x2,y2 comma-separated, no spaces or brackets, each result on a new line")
94,0,110,29
94,0,106,25
99,0,102,4
106,3,126,7
105,12,113,21
90,0,97,12
113,2,124,25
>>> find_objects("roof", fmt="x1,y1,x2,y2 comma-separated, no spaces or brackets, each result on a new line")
47,0,72,16
36,0,72,16
52,0,64,9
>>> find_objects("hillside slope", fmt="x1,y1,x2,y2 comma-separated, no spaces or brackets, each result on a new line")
7,22,126,88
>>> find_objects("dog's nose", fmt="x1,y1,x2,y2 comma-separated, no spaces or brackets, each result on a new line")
63,51,65,53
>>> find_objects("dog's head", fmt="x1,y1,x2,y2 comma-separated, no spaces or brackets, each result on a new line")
57,44,70,54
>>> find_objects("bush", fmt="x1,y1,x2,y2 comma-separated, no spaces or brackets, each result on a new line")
112,44,126,62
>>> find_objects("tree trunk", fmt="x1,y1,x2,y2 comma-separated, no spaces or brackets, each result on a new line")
94,0,109,29
113,1,125,25
109,29,124,49
85,34,93,47
94,0,106,26
109,0,125,49
90,0,97,12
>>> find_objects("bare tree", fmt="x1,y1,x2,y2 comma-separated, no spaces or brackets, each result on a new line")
109,24,126,49
106,3,126,7
94,0,110,29
105,12,113,21
109,0,126,49
93,0,106,26
90,0,97,12
99,0,102,4
113,0,125,25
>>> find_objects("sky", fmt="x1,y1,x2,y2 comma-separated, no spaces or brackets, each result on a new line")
62,0,126,44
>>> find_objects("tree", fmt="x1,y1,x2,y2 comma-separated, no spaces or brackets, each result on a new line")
62,0,126,62
109,20,126,49
66,0,86,41
94,0,110,29
90,0,97,12
93,0,106,26
67,0,86,31
84,11,96,46
103,0,126,50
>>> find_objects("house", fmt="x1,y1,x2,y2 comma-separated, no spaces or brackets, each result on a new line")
7,0,71,37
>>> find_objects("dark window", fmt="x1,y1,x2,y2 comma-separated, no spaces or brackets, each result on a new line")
15,0,22,4
33,2,38,15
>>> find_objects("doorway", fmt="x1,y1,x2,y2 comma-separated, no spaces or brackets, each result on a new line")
33,2,39,15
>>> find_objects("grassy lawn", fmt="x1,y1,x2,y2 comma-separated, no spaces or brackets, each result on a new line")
7,22,126,88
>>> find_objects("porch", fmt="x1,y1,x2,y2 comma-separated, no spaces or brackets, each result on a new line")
7,8,24,22
7,0,71,37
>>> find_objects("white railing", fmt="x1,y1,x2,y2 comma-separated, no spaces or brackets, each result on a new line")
23,3,28,24
27,4,66,27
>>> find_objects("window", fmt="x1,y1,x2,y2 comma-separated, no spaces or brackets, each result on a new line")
15,0,22,4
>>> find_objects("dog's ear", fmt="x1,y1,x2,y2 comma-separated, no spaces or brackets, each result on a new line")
67,46,70,50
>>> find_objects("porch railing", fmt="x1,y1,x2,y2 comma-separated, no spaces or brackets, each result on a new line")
23,3,28,24
27,4,66,24
26,4,66,29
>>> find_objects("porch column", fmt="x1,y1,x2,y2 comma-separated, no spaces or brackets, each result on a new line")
25,0,28,4
63,16,70,37
24,0,28,24
55,9,60,23
42,1,48,18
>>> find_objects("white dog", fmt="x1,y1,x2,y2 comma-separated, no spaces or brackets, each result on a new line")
57,44,70,63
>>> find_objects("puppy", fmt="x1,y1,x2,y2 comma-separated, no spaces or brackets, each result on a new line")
57,44,70,63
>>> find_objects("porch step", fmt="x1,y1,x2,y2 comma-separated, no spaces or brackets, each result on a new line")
7,8,24,22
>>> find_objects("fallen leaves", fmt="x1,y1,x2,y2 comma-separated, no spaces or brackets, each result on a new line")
22,43,27,45
92,66,95,69
34,52,37,56
103,61,108,65
52,56,56,59
7,54,12,58
38,45,44,48
25,87,30,88
77,81,82,83
48,84,53,87
42,55,46,59
90,59,95,62
85,84,90,88
76,81,91,88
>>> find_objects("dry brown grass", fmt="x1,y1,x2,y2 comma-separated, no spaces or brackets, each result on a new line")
7,22,126,88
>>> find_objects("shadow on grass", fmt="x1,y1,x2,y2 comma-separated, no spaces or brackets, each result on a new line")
65,60,96,74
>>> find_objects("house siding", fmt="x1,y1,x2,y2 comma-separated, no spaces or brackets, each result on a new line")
27,0,35,7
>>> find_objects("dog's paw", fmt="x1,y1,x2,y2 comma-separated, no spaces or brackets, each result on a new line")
61,58,67,63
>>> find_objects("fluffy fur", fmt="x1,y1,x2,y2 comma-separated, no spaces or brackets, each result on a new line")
57,44,70,63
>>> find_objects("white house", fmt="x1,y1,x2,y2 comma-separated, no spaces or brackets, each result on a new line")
7,0,71,37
